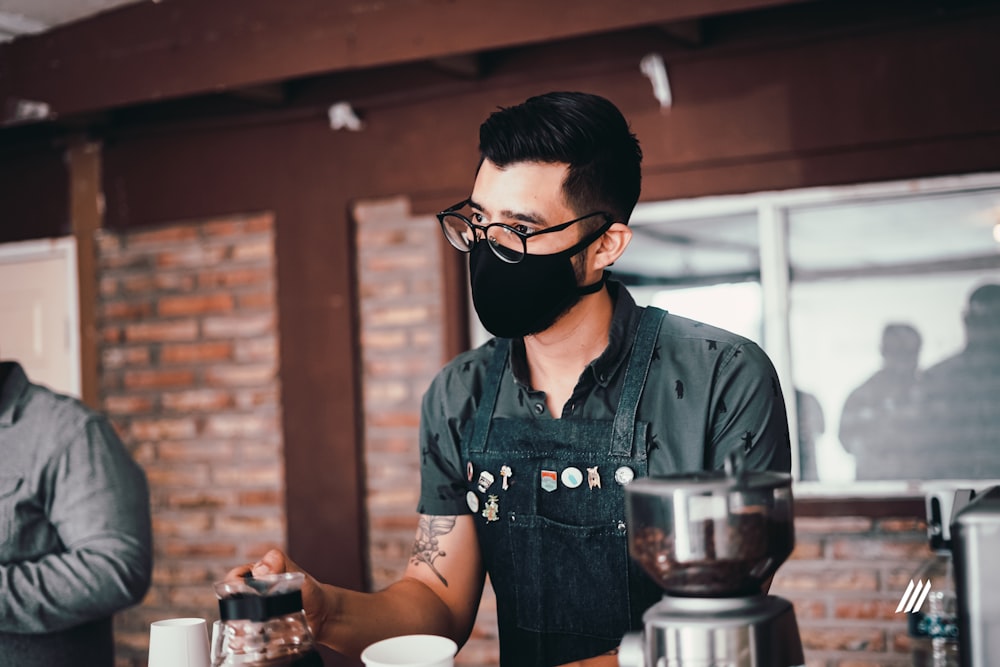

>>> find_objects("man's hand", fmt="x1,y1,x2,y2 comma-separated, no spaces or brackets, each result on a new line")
223,549,330,640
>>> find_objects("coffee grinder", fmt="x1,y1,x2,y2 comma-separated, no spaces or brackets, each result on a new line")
618,453,804,667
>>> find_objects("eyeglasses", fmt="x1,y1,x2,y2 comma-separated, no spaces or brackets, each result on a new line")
436,199,614,264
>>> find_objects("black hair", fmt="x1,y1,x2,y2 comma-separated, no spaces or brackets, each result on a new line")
478,91,642,224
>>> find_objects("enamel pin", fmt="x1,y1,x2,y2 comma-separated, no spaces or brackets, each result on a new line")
466,490,479,513
477,470,495,493
561,467,583,489
587,466,601,489
614,466,635,486
499,465,512,490
467,461,474,482
541,470,558,492
482,495,500,522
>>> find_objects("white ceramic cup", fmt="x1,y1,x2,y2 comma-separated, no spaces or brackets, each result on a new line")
148,617,211,667
360,634,458,667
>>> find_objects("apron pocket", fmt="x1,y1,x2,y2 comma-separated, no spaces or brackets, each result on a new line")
509,514,630,639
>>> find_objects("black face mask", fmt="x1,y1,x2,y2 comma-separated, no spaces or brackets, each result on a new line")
469,222,612,338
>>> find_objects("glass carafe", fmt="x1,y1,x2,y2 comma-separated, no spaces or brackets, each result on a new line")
212,572,322,667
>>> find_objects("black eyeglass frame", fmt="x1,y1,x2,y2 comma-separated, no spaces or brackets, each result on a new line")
436,198,615,264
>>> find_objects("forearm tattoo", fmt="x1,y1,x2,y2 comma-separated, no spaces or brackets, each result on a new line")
411,515,457,586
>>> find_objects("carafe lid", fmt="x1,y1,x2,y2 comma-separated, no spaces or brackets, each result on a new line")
215,573,305,622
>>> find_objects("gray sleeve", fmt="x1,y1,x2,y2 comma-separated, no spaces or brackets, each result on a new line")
0,417,153,633
708,343,792,473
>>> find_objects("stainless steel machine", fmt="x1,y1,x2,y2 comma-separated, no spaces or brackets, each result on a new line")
618,454,804,667
951,485,1000,667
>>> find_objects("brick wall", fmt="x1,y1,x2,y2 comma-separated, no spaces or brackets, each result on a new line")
95,213,283,666
770,514,928,667
352,198,929,667
354,197,500,666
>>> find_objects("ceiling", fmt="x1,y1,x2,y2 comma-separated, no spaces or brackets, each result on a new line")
0,0,141,42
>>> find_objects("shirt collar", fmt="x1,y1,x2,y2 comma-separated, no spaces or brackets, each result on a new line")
0,362,30,426
507,279,642,390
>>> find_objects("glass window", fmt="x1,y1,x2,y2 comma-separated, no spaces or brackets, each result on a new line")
619,175,1000,494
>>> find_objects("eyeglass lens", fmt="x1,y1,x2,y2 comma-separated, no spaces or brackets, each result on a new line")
439,214,526,263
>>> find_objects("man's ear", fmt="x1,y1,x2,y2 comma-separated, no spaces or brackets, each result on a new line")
593,222,632,270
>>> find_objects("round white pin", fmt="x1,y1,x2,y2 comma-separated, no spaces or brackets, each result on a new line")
561,467,583,489
614,466,635,485
466,491,480,513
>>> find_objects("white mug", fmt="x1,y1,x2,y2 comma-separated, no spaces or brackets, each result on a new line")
360,634,457,667
148,617,211,667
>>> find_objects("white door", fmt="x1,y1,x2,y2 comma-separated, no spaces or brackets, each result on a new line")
0,238,80,397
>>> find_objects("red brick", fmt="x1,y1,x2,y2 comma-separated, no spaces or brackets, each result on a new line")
162,541,238,559
155,246,228,268
834,598,908,620
197,267,272,288
145,465,210,488
831,539,930,561
369,305,432,327
102,346,151,369
158,293,234,317
204,364,276,386
162,490,233,509
154,273,197,292
233,337,277,362
215,514,283,534
795,517,872,533
212,465,282,487
202,314,275,338
130,418,198,440
231,239,273,261
773,567,877,591
160,341,233,364
203,414,275,438
158,441,236,462
104,394,155,415
152,512,212,536
102,300,154,320
201,219,246,236
244,214,274,232
237,290,275,309
124,320,198,342
788,539,824,560
877,518,926,533
800,627,885,651
127,225,200,246
238,489,282,506
123,368,196,389
161,388,233,412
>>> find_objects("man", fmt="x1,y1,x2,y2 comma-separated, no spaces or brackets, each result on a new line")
0,360,152,666
234,91,791,666
838,323,922,480
912,283,1000,478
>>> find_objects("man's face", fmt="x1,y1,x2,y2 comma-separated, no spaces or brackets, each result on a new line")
469,160,586,257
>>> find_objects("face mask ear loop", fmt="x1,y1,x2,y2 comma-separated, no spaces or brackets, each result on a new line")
578,270,610,296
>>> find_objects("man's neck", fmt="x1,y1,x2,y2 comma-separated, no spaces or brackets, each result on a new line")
521,288,614,415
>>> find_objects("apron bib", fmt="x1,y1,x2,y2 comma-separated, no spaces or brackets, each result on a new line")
460,307,665,667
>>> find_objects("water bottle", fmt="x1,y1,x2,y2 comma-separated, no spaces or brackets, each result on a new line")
908,552,959,667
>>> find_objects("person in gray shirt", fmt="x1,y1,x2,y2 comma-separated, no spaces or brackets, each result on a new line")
0,360,152,667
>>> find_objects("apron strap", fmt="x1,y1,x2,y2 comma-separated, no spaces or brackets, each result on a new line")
610,306,665,457
467,338,510,454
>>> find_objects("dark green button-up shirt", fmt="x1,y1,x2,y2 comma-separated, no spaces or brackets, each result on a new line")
418,281,791,515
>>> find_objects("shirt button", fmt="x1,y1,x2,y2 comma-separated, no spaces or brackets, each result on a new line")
599,373,607,383
534,403,545,414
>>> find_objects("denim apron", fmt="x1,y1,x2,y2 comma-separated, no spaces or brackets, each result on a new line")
460,307,665,667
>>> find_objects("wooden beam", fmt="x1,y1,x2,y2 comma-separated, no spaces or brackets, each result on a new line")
66,140,102,409
0,0,809,120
